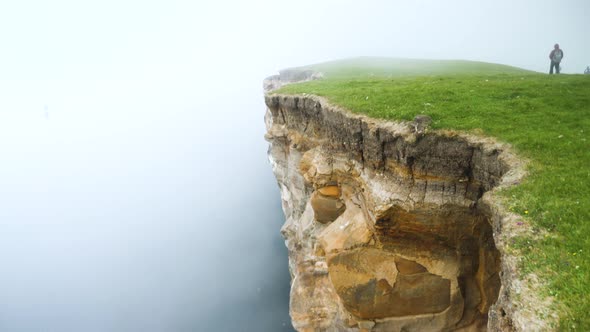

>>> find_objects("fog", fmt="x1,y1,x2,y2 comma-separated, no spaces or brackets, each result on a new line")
0,1,588,331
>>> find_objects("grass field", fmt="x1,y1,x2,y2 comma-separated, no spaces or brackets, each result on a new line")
274,57,590,330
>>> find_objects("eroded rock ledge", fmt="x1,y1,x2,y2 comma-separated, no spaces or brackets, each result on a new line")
265,91,549,331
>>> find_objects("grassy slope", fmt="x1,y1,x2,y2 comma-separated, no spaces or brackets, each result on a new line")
275,57,590,330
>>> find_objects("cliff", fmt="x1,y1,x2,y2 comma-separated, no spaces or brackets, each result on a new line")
264,75,554,331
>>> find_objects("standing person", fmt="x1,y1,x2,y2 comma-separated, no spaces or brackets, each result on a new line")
549,43,564,74
585,66,590,74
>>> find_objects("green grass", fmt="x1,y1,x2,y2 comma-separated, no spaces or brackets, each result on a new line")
275,58,590,331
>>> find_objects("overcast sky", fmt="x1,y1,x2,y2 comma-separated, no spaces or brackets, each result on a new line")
1,0,588,119
0,1,588,331
0,0,587,122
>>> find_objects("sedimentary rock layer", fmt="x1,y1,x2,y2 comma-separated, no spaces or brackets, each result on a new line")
265,91,544,331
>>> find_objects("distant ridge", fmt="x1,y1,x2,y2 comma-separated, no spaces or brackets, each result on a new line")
288,56,532,79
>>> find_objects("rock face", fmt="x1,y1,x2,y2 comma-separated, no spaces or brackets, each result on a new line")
264,75,551,331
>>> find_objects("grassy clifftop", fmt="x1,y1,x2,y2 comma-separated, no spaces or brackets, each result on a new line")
274,57,590,331
298,56,532,78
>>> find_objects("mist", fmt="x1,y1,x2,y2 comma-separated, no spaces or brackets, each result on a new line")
0,0,588,331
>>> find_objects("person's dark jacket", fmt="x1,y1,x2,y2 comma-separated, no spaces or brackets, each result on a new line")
549,49,564,63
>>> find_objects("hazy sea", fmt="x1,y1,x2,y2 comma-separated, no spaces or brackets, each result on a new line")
0,77,294,331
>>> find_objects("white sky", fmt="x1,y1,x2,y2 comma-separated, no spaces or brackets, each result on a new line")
0,0,588,121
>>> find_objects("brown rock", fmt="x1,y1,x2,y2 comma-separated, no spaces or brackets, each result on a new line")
317,185,341,197
318,201,373,253
328,248,451,319
310,190,345,223
290,271,339,331
395,257,428,275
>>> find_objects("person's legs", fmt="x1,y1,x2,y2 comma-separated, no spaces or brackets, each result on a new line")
550,61,555,74
556,62,560,74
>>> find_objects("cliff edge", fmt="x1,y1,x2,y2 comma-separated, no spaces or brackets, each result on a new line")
264,72,555,332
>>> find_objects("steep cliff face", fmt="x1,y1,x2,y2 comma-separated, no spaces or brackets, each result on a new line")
264,80,551,331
